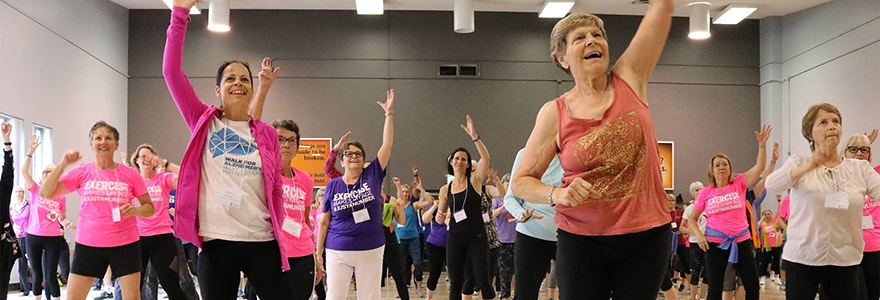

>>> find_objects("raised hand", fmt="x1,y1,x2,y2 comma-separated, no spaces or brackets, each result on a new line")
392,177,401,188
120,152,128,165
172,0,197,9
29,135,41,152
552,178,602,207
868,129,878,144
412,165,419,177
486,169,499,183
142,154,163,169
460,115,478,140
517,208,544,223
377,89,394,114
258,58,281,88
334,131,352,151
755,125,772,147
62,150,82,165
772,142,780,161
413,176,422,191
1,123,10,142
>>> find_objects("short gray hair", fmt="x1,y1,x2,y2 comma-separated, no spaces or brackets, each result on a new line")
689,181,705,199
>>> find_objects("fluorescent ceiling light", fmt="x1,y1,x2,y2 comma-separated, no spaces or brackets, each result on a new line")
713,4,757,24
162,0,201,14
356,0,383,15
539,1,575,18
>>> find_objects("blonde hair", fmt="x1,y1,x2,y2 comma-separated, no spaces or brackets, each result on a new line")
841,133,871,162
666,194,676,201
707,153,734,187
802,103,842,151
131,143,158,171
550,13,607,75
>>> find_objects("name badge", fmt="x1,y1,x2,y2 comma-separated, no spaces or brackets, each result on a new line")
216,186,242,208
353,209,370,224
671,222,678,229
864,215,874,230
825,192,849,210
454,210,468,223
282,217,302,237
112,207,122,223
482,213,491,222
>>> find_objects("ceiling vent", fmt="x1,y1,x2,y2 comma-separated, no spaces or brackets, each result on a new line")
438,64,480,77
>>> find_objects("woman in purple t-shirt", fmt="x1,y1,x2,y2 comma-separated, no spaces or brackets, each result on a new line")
315,90,404,300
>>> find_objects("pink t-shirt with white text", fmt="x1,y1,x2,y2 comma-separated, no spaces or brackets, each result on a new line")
61,163,149,247
778,196,790,221
693,174,751,244
865,165,880,252
136,172,175,237
281,168,315,258
25,184,66,237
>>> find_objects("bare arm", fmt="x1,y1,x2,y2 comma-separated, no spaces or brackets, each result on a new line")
422,201,438,224
435,185,449,223
22,135,39,190
687,207,709,251
679,218,693,235
316,212,330,260
376,90,395,170
610,0,674,101
462,115,490,188
743,125,771,187
753,143,779,196
41,150,79,200
390,197,406,224
247,58,280,120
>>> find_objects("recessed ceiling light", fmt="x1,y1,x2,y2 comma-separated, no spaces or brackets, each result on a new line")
539,1,575,18
356,0,384,15
713,4,758,25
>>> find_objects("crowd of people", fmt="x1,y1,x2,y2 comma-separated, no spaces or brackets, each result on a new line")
2,0,880,299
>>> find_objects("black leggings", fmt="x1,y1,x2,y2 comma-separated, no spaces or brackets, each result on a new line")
426,242,447,291
140,234,186,300
556,225,670,300
785,260,858,300
26,234,63,297
676,244,691,275
197,240,294,300
759,247,782,276
497,243,515,298
447,234,495,300
690,243,707,286
463,247,499,294
0,240,14,297
58,238,70,281
513,232,555,300
287,255,316,300
17,237,32,294
861,251,880,300
382,234,410,300
705,240,759,300
182,242,199,278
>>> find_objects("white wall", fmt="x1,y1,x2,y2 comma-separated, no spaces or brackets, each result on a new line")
760,0,880,213
0,0,128,285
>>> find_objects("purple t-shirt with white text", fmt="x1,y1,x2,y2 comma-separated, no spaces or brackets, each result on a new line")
322,159,386,251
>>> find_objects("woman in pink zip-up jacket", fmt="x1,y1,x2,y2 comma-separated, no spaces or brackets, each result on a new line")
162,0,293,298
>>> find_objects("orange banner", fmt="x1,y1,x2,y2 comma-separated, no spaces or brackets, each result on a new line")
291,138,333,187
658,141,674,190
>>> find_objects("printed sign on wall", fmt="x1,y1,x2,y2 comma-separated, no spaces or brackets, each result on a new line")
291,138,333,187
658,141,674,190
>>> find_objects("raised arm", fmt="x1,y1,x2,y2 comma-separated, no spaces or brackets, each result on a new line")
163,0,208,131
753,142,779,196
462,115,490,186
435,185,450,224
1,124,13,208
743,125,772,187
143,154,181,189
40,150,80,200
485,169,506,199
375,90,394,170
411,165,421,199
422,200,438,224
248,58,280,120
324,131,350,180
611,0,674,101
412,177,432,210
22,134,39,190
512,102,600,206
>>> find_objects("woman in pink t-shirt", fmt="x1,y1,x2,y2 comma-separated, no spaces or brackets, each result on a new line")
839,133,880,300
271,119,320,300
40,121,155,300
21,134,71,300
687,125,772,300
509,1,678,298
129,144,187,300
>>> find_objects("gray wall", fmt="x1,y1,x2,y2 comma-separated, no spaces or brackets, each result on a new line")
128,9,760,199
761,0,880,213
0,0,129,284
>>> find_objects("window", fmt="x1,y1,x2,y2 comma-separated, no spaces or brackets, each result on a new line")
0,113,24,187
33,124,53,175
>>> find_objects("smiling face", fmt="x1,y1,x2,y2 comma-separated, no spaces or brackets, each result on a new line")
450,151,470,175
136,147,156,170
89,127,119,159
342,144,365,170
762,210,773,222
845,137,871,161
214,62,253,111
557,24,610,79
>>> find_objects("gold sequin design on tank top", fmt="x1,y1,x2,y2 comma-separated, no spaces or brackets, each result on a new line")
573,111,647,203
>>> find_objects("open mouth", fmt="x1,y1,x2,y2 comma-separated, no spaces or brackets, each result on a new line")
230,90,246,96
584,51,603,60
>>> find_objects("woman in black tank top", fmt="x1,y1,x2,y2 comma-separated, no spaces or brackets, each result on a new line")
435,116,496,300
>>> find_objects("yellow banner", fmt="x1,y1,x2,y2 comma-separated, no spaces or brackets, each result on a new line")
658,141,674,190
291,138,333,187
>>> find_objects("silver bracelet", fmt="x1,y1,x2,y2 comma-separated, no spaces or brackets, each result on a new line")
548,186,557,206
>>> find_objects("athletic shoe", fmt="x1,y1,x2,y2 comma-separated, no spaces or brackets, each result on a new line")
94,291,114,300
19,291,29,296
678,283,686,292
540,282,547,292
760,277,765,286
780,283,786,290
418,289,426,298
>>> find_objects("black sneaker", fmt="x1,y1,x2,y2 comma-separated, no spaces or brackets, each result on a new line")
94,291,114,300
19,291,29,296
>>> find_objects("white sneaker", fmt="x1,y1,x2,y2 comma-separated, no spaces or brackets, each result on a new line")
759,277,765,286
540,282,547,292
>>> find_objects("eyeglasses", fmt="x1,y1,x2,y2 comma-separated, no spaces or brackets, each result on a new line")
847,146,871,155
343,151,364,158
278,137,298,145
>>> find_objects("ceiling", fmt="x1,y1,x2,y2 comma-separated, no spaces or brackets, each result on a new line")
109,0,832,19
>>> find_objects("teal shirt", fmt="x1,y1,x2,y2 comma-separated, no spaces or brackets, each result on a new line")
503,148,564,242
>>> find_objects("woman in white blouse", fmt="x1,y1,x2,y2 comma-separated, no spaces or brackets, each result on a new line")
765,103,880,300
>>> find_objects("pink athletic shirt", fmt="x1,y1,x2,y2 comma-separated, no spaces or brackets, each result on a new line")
694,174,751,244
136,172,175,237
